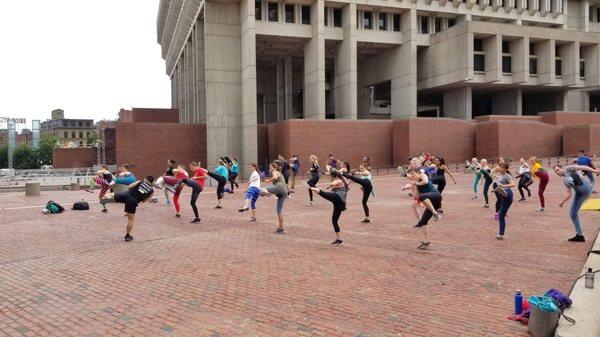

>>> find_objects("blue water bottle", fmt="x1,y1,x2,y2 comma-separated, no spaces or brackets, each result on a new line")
514,290,523,315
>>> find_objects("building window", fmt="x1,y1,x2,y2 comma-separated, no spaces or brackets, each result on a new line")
379,13,388,31
71,132,76,138
86,132,90,138
474,38,485,72
333,8,342,27
285,4,294,23
78,121,83,127
324,7,329,26
502,41,511,74
301,5,310,24
555,45,562,77
255,0,262,20
393,14,401,31
64,132,68,138
419,16,428,34
529,43,537,75
78,132,83,138
363,11,372,29
580,59,586,79
268,2,278,22
434,17,441,33
448,18,456,27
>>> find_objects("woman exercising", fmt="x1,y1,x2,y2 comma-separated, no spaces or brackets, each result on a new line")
307,170,348,245
263,162,288,234
529,156,549,212
239,163,261,222
516,158,533,202
406,168,443,250
342,164,373,223
306,155,320,206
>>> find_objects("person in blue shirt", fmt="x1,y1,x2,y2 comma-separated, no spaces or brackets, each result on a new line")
206,159,229,209
576,150,596,193
228,158,239,193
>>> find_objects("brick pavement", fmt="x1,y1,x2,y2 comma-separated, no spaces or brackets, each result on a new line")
0,173,598,337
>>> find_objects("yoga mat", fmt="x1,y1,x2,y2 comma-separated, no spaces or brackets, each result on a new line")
582,198,600,211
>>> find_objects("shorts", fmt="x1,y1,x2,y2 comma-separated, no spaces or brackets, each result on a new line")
114,191,140,214
245,187,260,209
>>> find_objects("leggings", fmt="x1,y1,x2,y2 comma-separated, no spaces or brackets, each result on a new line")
570,182,592,235
483,178,492,205
417,191,442,226
207,171,227,200
432,176,446,193
473,173,482,193
318,190,346,233
265,185,287,214
498,189,513,235
517,175,532,199
181,178,201,218
494,183,501,213
307,175,319,201
173,188,183,213
343,174,372,217
535,171,549,208
229,172,238,191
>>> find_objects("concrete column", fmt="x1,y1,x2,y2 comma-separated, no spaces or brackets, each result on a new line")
240,0,258,176
536,39,555,84
284,55,293,119
277,60,285,121
581,43,600,86
171,75,177,109
183,45,190,123
563,90,590,111
190,36,197,124
484,35,501,82
511,37,529,83
582,0,590,32
304,0,326,119
561,41,580,86
334,3,357,120
391,9,417,119
443,87,472,119
204,1,243,170
195,20,207,124
492,89,522,115
540,0,550,16
177,59,186,123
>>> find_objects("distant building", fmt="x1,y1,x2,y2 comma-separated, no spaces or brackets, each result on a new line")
0,129,32,147
40,109,95,148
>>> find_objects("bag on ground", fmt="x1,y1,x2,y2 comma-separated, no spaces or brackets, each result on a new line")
72,201,89,210
45,201,65,214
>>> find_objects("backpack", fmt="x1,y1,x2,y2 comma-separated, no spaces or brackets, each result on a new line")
45,200,65,214
72,201,90,211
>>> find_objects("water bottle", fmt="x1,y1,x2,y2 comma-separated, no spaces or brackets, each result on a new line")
514,290,523,315
585,268,595,289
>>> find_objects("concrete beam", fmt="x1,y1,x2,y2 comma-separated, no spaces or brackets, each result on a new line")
334,3,357,120
304,0,326,119
391,9,417,119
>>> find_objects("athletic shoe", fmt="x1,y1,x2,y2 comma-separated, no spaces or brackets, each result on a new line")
568,234,585,242
494,213,499,220
484,204,490,208
275,228,285,234
330,239,343,245
518,198,526,202
417,241,430,250
249,216,257,222
496,235,504,240
527,192,532,197
190,218,201,224
175,214,181,218
164,201,171,206
124,234,133,242
289,189,295,194
101,209,108,213
302,181,311,190
309,201,314,206
470,196,478,199
437,208,444,214
228,191,234,194
538,208,546,212
149,198,158,203
361,219,371,223
85,189,94,193
215,205,222,209
239,206,249,212
433,213,441,222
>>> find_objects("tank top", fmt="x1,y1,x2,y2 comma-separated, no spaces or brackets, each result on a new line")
436,167,445,177
417,179,437,194
273,173,288,193
310,163,319,177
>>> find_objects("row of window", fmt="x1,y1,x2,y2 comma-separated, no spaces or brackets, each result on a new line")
256,1,311,24
473,39,585,78
42,120,93,129
48,131,92,139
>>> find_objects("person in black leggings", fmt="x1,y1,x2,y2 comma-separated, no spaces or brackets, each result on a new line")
205,159,228,209
430,157,457,194
305,170,348,245
479,159,493,208
516,158,532,201
178,178,202,223
306,155,320,206
342,164,373,223
406,168,442,250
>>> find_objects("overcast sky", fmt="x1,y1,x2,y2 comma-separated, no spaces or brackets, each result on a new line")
0,0,170,130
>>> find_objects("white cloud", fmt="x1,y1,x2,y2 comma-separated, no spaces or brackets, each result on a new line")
0,0,170,129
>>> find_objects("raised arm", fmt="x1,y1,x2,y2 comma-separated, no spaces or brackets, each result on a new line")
442,165,457,184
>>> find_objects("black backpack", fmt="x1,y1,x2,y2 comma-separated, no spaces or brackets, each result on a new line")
72,201,90,211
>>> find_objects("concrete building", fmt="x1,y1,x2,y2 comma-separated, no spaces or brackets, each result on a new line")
40,109,95,148
157,0,600,172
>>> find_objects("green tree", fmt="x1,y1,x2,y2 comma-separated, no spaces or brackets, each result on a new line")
86,132,98,146
37,134,59,166
0,145,7,169
13,144,40,169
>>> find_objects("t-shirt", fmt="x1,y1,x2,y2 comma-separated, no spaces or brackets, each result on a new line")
231,163,239,174
248,170,261,189
328,159,339,169
130,181,154,203
564,167,584,188
193,167,208,188
497,173,513,190
165,165,175,176
576,156,592,167
215,165,229,180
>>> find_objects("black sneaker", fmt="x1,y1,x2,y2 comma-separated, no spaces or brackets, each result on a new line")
215,205,223,209
191,218,201,223
417,241,430,250
361,218,371,223
124,234,133,242
331,239,343,245
568,234,585,242
101,209,108,213
175,214,181,218
518,198,526,202
275,228,285,234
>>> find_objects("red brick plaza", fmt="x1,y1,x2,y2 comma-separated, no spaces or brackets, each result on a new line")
0,172,597,336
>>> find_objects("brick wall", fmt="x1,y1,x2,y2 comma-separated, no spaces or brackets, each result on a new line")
393,118,476,164
266,120,393,170
53,148,97,168
540,111,600,126
476,120,562,161
115,123,207,178
118,108,179,123
563,125,600,155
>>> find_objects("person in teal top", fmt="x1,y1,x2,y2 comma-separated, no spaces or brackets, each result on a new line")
228,158,239,193
215,162,229,180
206,160,229,209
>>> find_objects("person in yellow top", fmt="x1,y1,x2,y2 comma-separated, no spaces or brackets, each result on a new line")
529,156,549,212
